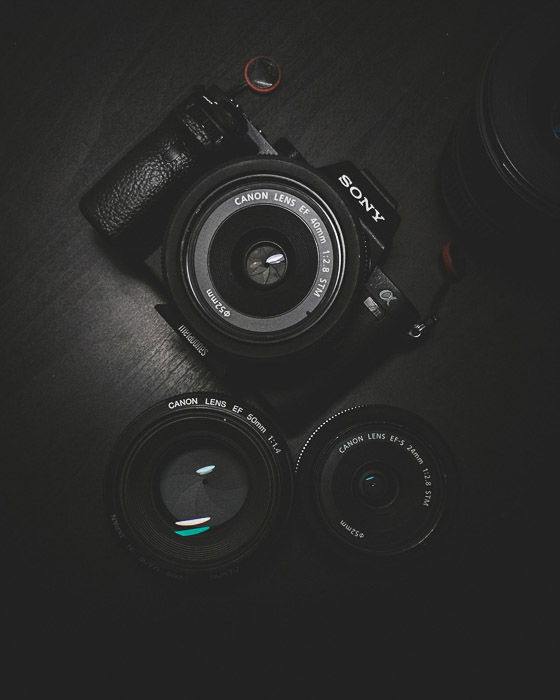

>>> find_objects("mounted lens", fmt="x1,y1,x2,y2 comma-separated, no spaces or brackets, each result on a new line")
185,179,342,337
164,158,365,362
296,406,457,562
105,393,292,581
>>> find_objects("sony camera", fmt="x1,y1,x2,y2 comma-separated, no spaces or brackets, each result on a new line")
80,81,421,424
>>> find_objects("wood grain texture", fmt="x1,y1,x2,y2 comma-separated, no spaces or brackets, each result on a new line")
1,0,556,669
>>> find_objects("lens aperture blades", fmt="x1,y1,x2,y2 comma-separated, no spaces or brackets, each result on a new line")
245,242,287,287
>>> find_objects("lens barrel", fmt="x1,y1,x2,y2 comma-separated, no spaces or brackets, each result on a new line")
105,393,293,581
440,7,560,262
296,406,457,564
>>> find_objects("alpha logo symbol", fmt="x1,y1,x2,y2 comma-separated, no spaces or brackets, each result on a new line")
379,289,398,305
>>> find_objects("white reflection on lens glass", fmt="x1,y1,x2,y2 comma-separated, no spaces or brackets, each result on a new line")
195,465,216,476
174,516,211,527
266,253,285,265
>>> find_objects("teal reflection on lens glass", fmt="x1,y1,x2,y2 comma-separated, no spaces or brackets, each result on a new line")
174,526,211,536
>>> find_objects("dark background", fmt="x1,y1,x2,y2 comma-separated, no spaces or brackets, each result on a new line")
1,0,556,672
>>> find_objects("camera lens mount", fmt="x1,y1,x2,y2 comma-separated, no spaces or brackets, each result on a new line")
105,393,293,581
296,405,457,563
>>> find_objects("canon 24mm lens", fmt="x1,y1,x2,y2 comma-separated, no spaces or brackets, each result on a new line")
296,405,457,565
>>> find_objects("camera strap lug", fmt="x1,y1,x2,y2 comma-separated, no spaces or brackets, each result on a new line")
408,314,439,340
408,240,466,341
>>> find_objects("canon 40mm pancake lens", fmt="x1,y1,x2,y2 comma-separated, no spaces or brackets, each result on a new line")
164,159,365,362
296,406,457,565
105,393,292,581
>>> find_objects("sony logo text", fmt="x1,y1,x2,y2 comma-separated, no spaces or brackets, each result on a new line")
338,174,385,223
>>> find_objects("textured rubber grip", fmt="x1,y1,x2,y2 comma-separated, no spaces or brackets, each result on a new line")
79,92,236,256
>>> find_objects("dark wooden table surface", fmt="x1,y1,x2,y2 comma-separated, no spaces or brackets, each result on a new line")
1,0,556,671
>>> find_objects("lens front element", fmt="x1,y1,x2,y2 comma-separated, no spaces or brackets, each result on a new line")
356,465,399,509
159,442,249,531
244,241,288,287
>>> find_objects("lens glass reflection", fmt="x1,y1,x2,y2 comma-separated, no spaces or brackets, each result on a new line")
355,465,399,508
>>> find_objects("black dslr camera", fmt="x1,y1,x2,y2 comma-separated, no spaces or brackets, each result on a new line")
80,73,421,424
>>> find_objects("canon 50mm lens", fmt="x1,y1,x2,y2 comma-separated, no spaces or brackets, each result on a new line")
105,393,293,581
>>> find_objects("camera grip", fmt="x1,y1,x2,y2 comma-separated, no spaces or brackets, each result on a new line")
80,88,247,257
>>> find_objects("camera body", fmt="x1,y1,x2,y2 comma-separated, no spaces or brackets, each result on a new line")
81,85,419,423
